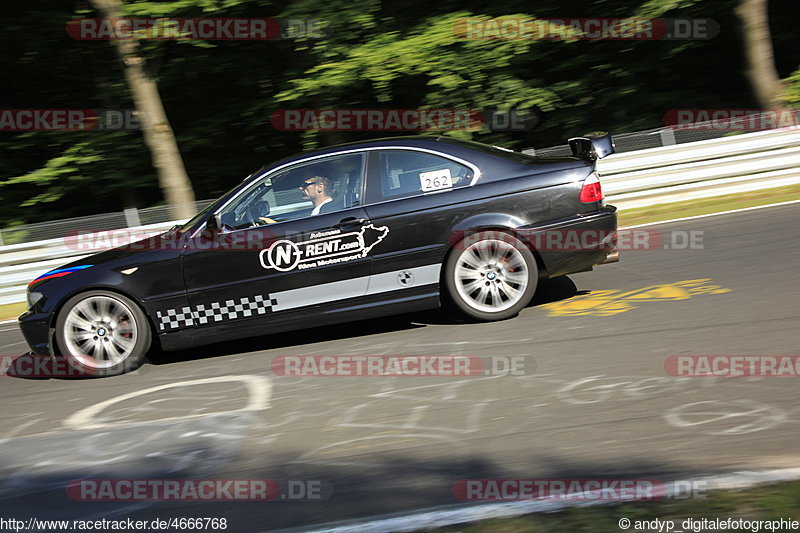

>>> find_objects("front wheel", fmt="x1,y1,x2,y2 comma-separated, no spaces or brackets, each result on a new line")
55,290,151,376
444,232,538,321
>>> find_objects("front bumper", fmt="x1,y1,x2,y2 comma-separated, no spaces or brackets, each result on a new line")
18,309,54,356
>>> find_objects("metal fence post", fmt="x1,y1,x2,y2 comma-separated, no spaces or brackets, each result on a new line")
659,128,677,146
123,207,141,227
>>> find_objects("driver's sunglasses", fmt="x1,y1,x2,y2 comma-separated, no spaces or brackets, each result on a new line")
300,180,319,189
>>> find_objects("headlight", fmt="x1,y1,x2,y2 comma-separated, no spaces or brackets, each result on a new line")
26,291,44,310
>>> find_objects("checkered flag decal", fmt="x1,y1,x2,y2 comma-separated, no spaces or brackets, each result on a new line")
156,294,278,331
156,306,194,330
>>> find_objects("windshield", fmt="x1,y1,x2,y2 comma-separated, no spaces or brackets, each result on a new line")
174,168,270,232
175,202,216,232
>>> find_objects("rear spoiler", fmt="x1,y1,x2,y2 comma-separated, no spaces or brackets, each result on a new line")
568,132,615,161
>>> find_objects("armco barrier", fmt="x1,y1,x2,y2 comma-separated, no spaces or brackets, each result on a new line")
1,127,798,307
0,221,177,306
597,128,800,209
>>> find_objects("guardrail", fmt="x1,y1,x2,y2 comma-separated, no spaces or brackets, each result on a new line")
598,128,800,209
1,127,798,307
0,221,179,306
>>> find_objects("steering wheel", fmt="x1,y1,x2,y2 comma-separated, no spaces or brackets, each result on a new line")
245,199,271,225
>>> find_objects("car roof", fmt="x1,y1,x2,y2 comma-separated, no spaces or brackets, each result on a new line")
258,135,531,176
249,136,588,189
273,136,451,161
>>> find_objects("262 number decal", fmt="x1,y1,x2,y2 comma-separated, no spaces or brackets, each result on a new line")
419,169,453,192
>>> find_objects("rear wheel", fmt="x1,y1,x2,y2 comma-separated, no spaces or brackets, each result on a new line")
444,232,538,321
55,290,151,376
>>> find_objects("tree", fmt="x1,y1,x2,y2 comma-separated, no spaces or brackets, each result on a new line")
736,0,786,108
88,0,197,220
2,0,797,231
637,0,788,109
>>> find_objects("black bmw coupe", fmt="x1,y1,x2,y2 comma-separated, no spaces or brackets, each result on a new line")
20,134,618,375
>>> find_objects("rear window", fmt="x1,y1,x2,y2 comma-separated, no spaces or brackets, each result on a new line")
377,150,472,200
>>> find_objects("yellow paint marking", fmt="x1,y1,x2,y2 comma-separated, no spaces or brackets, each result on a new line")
543,278,731,317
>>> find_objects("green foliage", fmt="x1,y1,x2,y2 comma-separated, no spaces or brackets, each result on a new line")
1,0,798,227
0,143,103,206
781,66,800,106
635,0,703,17
276,12,560,109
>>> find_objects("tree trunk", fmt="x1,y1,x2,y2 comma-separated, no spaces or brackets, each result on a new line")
736,0,786,108
88,0,197,220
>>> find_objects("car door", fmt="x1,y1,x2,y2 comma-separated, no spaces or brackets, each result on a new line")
174,151,376,339
361,148,478,296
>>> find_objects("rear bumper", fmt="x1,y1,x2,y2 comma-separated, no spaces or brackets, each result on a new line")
516,205,618,278
597,249,620,264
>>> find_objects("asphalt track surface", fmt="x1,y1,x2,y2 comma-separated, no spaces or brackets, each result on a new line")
0,204,798,531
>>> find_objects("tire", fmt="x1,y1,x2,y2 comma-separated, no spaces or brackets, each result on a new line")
444,231,538,321
55,290,151,377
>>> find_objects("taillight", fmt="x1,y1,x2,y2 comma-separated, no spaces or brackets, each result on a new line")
579,172,604,203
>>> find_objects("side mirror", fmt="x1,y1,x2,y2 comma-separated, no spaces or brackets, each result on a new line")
206,213,221,232
568,132,615,160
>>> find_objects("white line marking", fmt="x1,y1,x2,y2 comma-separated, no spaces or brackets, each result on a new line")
622,199,800,229
0,341,26,349
63,375,272,430
0,419,46,445
407,339,534,346
275,467,800,533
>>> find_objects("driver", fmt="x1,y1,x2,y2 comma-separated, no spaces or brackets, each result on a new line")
257,174,335,225
299,176,334,215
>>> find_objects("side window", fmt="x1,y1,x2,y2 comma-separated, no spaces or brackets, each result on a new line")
377,150,472,201
219,153,365,230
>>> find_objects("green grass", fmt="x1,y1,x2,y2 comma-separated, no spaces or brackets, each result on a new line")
427,480,800,532
618,183,800,227
0,302,26,322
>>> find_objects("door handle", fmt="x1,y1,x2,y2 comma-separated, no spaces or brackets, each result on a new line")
334,217,367,228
